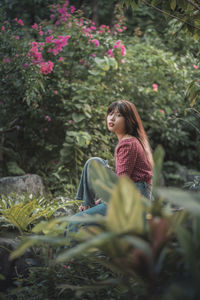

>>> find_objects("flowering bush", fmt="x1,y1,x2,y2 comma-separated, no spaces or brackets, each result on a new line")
0,0,128,193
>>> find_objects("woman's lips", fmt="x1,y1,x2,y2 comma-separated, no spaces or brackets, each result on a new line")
108,122,114,127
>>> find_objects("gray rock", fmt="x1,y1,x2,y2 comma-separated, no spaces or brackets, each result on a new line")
186,169,200,182
0,174,46,196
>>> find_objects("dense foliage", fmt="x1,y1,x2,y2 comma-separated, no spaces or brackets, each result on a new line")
121,0,200,39
0,148,200,299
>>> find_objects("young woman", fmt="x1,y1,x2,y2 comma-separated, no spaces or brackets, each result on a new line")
72,100,153,219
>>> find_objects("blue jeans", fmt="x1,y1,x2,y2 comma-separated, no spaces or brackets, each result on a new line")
68,157,152,232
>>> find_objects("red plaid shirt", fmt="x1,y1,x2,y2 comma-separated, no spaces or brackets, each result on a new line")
115,137,152,184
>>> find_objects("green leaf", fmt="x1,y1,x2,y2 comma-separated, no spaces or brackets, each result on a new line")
7,161,25,176
176,226,195,265
10,239,37,260
94,57,109,71
32,219,68,236
10,235,70,259
56,232,116,262
94,57,105,66
106,176,149,234
88,69,101,76
156,187,200,216
152,0,161,5
72,113,85,123
89,161,118,203
170,0,176,11
153,145,165,187
107,57,118,70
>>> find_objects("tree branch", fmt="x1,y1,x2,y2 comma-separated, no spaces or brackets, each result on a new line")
142,0,200,31
185,0,200,11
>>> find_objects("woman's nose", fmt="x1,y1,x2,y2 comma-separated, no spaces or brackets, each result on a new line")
110,114,115,121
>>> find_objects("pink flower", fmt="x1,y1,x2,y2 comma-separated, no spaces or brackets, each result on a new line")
17,19,24,26
63,265,69,269
27,43,43,64
15,35,20,40
1,26,5,31
64,0,69,7
50,14,55,20
32,23,38,30
23,63,29,68
193,64,198,69
46,35,54,43
40,61,54,75
120,45,126,56
32,41,38,47
69,120,73,124
48,35,70,55
115,40,121,46
121,59,125,63
59,57,64,61
107,49,114,57
90,53,96,57
70,6,76,13
3,57,10,63
123,26,127,30
54,90,58,95
91,39,100,47
90,26,96,30
117,28,123,32
45,115,51,122
39,30,44,36
197,79,200,83
152,83,158,91
113,40,126,56
159,109,165,114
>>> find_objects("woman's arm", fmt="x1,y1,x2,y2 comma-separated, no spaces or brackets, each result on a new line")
116,142,138,177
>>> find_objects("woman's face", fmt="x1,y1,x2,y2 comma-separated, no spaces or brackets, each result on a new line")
107,109,126,135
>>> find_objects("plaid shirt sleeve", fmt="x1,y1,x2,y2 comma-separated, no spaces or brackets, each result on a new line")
115,141,138,177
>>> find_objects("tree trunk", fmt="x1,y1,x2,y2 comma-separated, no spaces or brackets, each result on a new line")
92,0,99,25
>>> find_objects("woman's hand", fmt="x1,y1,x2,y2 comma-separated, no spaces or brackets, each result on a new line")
95,199,101,205
79,205,89,212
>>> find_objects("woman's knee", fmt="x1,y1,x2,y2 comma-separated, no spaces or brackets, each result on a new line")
86,157,107,169
86,157,102,164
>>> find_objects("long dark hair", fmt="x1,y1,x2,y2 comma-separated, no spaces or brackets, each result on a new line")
106,100,154,168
